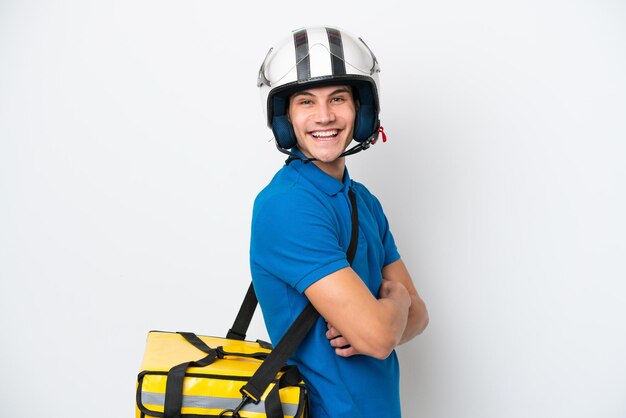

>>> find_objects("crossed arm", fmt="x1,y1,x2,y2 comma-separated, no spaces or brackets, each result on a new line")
304,259,429,360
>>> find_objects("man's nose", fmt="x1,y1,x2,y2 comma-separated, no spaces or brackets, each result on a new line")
314,103,335,124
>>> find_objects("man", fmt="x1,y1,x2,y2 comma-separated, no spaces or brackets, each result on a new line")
250,26,429,417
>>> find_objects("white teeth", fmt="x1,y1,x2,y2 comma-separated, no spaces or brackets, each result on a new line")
311,130,338,138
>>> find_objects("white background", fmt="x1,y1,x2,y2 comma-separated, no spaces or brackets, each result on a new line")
1,1,625,417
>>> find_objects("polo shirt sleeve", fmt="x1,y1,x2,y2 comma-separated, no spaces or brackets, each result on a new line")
251,190,350,294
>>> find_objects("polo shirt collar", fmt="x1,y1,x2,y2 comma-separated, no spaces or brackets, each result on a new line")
288,149,351,196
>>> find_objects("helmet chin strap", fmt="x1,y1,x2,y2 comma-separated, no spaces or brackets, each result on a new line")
276,136,375,166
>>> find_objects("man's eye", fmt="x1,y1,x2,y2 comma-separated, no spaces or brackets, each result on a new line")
300,100,313,105
332,97,346,103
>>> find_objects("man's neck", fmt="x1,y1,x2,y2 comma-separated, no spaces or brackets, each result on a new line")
294,147,346,181
312,158,345,182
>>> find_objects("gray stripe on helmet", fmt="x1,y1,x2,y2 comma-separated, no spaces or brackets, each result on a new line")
326,27,346,76
141,391,299,416
293,28,310,82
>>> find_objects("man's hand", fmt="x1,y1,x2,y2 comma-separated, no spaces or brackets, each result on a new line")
378,278,410,301
381,260,429,344
326,322,361,357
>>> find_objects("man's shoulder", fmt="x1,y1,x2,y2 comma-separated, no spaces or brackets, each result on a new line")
350,179,380,203
258,162,338,196
350,179,370,195
253,167,327,218
350,179,392,222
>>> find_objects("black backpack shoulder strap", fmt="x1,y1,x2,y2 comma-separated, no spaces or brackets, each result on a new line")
226,282,258,340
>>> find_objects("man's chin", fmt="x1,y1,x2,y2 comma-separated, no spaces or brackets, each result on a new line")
298,144,349,164
312,152,344,164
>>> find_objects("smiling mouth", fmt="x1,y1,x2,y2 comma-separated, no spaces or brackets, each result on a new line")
310,129,339,139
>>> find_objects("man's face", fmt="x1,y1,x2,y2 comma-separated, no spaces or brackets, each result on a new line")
287,85,356,164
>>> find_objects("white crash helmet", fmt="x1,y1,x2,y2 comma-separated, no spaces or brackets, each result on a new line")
258,26,381,151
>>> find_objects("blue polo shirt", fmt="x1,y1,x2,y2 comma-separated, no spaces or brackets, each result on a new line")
250,155,402,418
